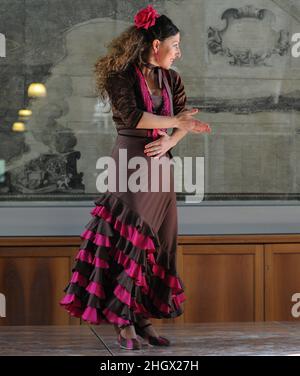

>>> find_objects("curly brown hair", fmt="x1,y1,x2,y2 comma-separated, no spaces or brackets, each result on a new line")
94,15,179,102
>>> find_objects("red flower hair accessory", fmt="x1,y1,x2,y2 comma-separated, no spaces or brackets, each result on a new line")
134,4,160,30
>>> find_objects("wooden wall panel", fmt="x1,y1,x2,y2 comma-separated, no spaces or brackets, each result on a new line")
0,240,79,326
177,244,264,322
0,235,299,325
265,244,300,321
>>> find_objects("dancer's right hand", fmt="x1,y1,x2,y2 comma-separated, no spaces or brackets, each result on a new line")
175,108,211,134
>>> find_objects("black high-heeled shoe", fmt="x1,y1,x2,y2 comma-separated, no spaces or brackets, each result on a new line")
114,324,142,350
134,322,171,346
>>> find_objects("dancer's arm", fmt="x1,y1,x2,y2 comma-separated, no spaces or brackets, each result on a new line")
106,69,209,133
135,112,177,129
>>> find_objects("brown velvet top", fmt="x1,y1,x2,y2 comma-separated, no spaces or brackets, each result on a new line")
105,62,188,130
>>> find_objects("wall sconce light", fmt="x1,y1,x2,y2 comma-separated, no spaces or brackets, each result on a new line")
12,122,25,132
18,109,32,117
27,83,47,98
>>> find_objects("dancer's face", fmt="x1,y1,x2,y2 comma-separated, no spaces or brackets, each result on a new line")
151,32,181,69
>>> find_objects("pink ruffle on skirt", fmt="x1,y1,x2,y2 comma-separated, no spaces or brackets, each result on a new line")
59,192,186,325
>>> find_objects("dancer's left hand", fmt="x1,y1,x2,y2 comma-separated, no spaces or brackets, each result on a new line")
144,130,176,159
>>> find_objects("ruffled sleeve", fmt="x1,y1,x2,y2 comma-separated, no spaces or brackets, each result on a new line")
105,70,145,129
170,69,188,116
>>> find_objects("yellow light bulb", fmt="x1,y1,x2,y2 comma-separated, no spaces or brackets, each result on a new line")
27,83,47,97
18,109,32,117
12,122,25,132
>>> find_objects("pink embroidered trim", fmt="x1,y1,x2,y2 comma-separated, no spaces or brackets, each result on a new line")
134,64,170,139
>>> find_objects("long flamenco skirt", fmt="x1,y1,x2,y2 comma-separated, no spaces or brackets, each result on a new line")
59,134,187,325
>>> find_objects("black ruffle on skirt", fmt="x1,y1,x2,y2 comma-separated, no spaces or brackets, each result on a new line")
59,192,186,325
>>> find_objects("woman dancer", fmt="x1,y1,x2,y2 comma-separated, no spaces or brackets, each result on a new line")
60,5,210,350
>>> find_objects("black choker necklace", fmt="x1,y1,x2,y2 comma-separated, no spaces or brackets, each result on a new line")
140,61,159,70
138,61,163,89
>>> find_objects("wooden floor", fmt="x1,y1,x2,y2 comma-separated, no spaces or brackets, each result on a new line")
0,322,300,356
